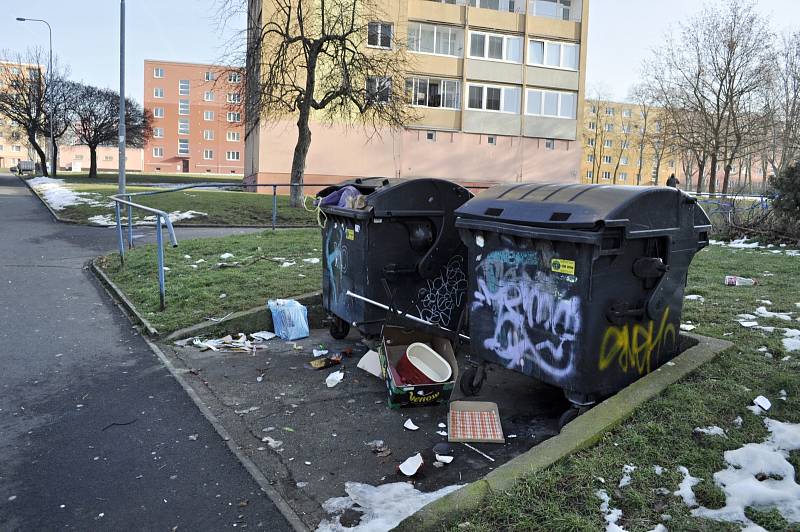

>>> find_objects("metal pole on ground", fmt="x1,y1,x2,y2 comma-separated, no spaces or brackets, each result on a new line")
115,202,124,263
272,185,277,230
156,215,166,310
118,0,126,197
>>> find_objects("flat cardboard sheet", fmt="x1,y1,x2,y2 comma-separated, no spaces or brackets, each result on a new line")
448,401,504,444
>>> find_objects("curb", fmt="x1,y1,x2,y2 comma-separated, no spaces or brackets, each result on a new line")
18,176,317,229
394,333,734,531
87,266,309,532
90,258,160,337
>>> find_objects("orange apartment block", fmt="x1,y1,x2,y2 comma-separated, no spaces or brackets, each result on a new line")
143,60,244,175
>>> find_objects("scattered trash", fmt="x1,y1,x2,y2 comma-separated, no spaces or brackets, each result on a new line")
732,416,743,427
398,453,424,476
653,465,664,475
694,426,727,438
724,276,755,286
685,295,705,302
268,299,310,340
219,293,227,299
192,334,265,353
438,422,446,429
325,370,344,388
436,431,448,437
296,482,308,488
435,454,454,464
403,419,419,431
461,442,495,462
203,313,233,323
281,261,296,268
188,434,199,441
307,353,342,370
365,440,386,452
357,350,382,378
302,258,320,264
262,436,283,449
753,395,772,412
234,406,260,415
680,323,697,331
448,401,504,443
432,442,452,455
755,306,793,321
313,349,329,357
220,253,234,259
251,331,277,342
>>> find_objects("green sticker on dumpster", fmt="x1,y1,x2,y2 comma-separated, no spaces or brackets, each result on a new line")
345,229,355,240
551,258,575,275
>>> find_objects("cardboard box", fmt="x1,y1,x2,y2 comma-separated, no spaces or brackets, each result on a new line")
378,326,458,409
447,401,504,444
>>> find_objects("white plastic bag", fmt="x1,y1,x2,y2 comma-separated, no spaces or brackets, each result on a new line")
267,299,309,340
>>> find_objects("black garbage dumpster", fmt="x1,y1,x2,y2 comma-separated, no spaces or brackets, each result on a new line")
317,177,473,339
455,183,711,419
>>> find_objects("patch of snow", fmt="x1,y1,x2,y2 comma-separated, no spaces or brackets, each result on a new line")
733,416,743,428
783,338,800,352
675,466,701,508
648,525,668,532
738,321,760,328
755,306,793,321
779,390,787,401
281,261,297,267
619,464,636,488
694,426,727,438
87,214,117,226
680,323,697,331
596,489,627,532
747,405,765,416
685,295,705,303
303,258,320,264
737,314,757,320
728,239,762,249
759,299,773,306
316,481,462,532
29,177,114,210
653,465,664,476
219,253,234,260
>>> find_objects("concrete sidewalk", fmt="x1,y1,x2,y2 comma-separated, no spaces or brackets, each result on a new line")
0,173,292,530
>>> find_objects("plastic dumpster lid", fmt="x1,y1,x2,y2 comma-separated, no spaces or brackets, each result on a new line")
316,176,404,198
455,183,703,231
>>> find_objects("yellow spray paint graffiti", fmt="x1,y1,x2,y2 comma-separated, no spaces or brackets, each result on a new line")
598,308,677,375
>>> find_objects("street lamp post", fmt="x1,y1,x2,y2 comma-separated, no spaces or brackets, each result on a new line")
16,17,55,177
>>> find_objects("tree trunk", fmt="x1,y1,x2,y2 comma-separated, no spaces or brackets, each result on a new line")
708,153,718,194
289,104,312,208
696,156,706,193
51,142,59,177
28,131,48,176
89,145,98,179
722,167,731,196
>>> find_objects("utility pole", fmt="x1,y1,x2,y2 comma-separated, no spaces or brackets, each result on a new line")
118,0,126,195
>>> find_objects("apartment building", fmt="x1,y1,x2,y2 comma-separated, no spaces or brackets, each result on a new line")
0,60,38,169
581,99,681,186
143,60,245,175
245,0,589,189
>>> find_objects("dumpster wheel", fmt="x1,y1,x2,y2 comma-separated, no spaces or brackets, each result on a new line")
459,364,486,396
329,316,351,340
558,405,591,430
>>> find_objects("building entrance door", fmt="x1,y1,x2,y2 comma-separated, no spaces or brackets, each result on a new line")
182,159,189,173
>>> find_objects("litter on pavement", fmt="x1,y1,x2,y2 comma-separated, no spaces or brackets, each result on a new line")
325,370,344,388
403,418,419,431
357,350,382,378
398,453,423,476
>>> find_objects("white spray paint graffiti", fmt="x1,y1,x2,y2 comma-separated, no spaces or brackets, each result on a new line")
416,256,467,327
472,249,581,381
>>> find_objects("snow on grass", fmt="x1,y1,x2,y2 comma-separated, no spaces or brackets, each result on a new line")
674,466,701,508
315,481,462,532
28,177,112,210
693,426,727,437
710,238,800,257
618,464,636,488
754,306,793,321
596,489,627,532
87,210,209,227
685,294,705,302
679,417,800,529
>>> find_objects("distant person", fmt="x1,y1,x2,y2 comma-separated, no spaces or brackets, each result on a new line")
666,173,680,188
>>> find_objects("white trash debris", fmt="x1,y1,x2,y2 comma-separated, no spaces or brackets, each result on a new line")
435,454,454,464
313,349,329,358
685,295,705,303
398,453,423,476
356,350,382,378
302,258,320,264
693,426,727,438
403,419,419,431
251,331,277,342
755,306,793,321
325,370,344,388
680,323,697,331
219,253,234,260
753,395,772,412
732,416,743,428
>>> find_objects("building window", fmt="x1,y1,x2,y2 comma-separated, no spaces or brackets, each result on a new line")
620,156,629,165
622,124,632,133
203,149,214,160
468,0,525,14
153,127,164,138
226,151,241,161
204,91,214,102
153,147,164,157
426,131,436,141
153,107,165,118
366,76,391,103
487,135,497,145
467,83,520,113
587,138,595,146
525,89,577,119
586,170,593,180
103,155,113,162
12,145,22,152
606,107,615,116
178,119,190,135
605,123,614,132
368,22,393,48
226,111,241,122
178,99,190,115
179,80,190,96
405,77,460,109
602,155,612,164
228,72,241,83
153,67,164,78
203,129,214,140
622,108,631,118
587,154,594,162
530,0,581,22
178,139,189,155
588,121,596,130
469,31,523,63
407,23,464,57
604,139,613,148
153,87,164,98
226,131,241,142
204,110,215,121
205,71,215,81
602,171,612,180
227,93,241,104
545,138,555,150
669,160,675,168
527,39,579,70
655,121,662,132
619,172,628,181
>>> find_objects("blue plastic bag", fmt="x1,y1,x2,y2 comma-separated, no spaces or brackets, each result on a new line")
268,299,309,340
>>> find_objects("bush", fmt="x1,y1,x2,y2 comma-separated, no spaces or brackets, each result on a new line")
769,164,800,238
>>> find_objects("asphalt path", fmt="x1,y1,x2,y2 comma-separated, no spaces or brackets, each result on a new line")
0,174,291,531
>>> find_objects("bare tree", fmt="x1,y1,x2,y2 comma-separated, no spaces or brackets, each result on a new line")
0,48,72,176
764,32,800,179
226,0,415,206
628,84,653,186
646,0,773,194
585,91,611,184
611,111,633,185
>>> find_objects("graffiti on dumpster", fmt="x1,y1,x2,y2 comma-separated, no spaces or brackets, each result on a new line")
416,256,467,327
598,307,677,375
471,249,582,381
324,223,349,305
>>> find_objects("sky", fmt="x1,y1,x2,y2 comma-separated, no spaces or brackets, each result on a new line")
1,0,799,104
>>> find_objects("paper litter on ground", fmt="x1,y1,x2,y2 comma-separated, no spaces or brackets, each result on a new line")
315,481,461,532
680,323,697,331
303,258,320,264
685,295,705,302
398,453,423,476
313,349,329,357
251,331,277,342
755,306,793,321
356,350,382,378
191,333,267,352
403,418,419,431
325,370,344,388
435,454,454,464
754,395,772,411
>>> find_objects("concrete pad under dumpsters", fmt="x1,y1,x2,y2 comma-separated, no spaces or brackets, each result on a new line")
394,333,732,531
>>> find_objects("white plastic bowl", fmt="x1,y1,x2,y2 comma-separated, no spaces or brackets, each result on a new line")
405,342,452,383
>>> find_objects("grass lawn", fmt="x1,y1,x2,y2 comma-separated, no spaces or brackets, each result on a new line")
98,229,323,333
450,244,800,532
32,180,317,226
58,172,243,185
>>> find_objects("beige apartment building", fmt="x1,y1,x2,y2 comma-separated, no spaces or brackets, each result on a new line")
245,0,589,190
143,60,245,175
0,60,38,169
